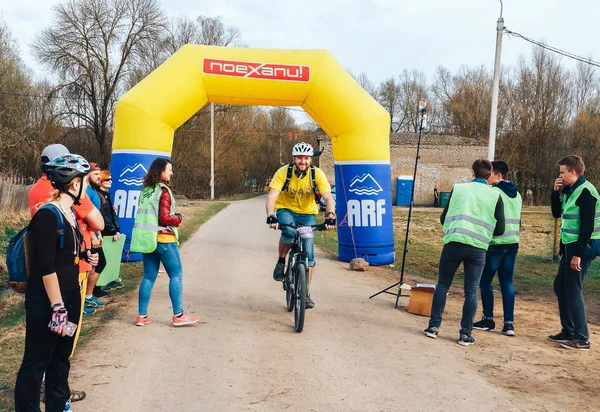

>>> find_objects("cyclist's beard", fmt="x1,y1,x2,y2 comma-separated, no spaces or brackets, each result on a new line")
294,167,307,179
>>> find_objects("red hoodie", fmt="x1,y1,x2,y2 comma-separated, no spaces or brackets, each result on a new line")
158,186,182,241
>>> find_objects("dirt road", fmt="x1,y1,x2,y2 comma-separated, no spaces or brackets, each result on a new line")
70,196,595,411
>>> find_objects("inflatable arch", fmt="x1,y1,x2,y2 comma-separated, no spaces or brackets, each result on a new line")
109,45,394,265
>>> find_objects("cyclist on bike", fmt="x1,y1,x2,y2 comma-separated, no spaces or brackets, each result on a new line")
266,142,336,309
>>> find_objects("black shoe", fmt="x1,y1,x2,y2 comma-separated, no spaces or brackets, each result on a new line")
548,331,575,342
424,326,439,339
458,334,475,346
306,295,315,309
273,262,285,281
473,318,496,331
501,324,515,336
93,286,110,298
560,339,591,351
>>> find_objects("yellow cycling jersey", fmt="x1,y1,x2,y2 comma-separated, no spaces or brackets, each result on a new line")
269,164,331,215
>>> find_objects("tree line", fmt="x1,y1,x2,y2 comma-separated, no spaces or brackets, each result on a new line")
0,0,598,203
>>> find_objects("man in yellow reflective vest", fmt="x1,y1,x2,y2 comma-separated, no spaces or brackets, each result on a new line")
424,159,505,346
474,161,522,337
548,155,600,351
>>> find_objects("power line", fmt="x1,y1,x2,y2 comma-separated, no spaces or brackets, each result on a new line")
505,29,600,68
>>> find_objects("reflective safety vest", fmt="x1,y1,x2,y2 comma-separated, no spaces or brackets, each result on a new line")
561,180,600,244
442,182,500,251
490,188,522,246
130,183,179,253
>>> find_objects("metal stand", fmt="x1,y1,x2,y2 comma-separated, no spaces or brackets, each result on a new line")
370,102,427,308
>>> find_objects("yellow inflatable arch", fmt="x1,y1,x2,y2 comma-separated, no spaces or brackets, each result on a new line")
109,45,394,264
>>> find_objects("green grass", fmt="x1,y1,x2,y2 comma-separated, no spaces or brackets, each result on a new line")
314,208,600,314
218,191,265,201
0,202,228,410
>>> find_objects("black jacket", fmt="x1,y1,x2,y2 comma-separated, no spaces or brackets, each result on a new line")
97,190,120,236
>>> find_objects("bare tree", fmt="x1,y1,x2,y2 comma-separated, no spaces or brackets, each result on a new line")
32,0,167,161
377,77,402,132
348,70,378,98
499,47,572,203
397,69,428,132
573,61,598,114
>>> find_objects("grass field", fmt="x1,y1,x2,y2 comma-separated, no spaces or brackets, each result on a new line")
0,201,228,411
315,206,600,313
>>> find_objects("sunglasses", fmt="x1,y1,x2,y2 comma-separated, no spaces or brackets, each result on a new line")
104,178,112,182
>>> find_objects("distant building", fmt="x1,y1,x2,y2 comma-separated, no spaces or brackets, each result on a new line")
318,133,487,206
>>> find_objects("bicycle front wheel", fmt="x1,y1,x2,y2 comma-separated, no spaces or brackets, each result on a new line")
285,261,294,312
294,262,307,333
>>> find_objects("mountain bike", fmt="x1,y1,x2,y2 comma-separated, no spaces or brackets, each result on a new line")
280,223,325,333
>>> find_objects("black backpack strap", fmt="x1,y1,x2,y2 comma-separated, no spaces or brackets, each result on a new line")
38,204,66,249
309,165,316,191
281,163,294,192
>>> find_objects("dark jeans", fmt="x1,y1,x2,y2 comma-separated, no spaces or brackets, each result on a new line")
480,246,518,324
554,255,592,341
15,283,81,412
429,242,486,336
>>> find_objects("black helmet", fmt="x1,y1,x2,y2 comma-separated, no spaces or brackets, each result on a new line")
45,154,91,189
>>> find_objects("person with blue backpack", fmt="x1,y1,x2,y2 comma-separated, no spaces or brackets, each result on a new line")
14,154,99,412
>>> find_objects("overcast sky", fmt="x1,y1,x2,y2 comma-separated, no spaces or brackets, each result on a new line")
1,0,598,119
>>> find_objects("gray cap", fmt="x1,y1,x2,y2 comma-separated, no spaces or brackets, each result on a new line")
41,144,69,165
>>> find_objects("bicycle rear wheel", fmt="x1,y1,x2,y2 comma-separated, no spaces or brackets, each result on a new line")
294,263,307,332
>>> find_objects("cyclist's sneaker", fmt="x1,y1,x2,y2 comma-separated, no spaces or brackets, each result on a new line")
548,331,575,342
273,262,285,281
501,324,515,336
559,339,590,351
135,315,152,326
93,286,110,298
424,326,439,339
114,279,125,289
473,318,496,331
172,310,200,327
458,334,475,346
85,296,104,308
83,306,95,315
306,295,315,309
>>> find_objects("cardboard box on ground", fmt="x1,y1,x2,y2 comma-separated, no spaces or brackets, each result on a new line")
407,283,436,317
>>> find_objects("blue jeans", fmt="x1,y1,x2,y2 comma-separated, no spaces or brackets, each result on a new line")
479,246,518,324
554,252,592,341
429,242,486,336
276,209,317,267
139,242,183,316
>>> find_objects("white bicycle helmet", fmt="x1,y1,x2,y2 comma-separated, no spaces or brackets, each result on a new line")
292,142,314,157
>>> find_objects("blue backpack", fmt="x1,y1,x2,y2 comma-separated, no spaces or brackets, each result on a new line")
6,204,66,293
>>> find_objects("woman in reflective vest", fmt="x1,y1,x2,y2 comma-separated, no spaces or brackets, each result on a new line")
130,158,200,327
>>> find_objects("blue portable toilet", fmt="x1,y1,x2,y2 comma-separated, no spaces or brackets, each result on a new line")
395,175,414,206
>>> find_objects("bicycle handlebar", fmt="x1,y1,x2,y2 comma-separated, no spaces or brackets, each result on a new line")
278,223,327,231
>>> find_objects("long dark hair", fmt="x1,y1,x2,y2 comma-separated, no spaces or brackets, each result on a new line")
143,158,172,189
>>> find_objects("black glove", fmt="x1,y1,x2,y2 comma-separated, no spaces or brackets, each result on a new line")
266,214,278,224
324,217,336,226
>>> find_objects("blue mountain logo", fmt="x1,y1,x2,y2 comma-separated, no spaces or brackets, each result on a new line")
349,173,383,196
118,163,147,187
